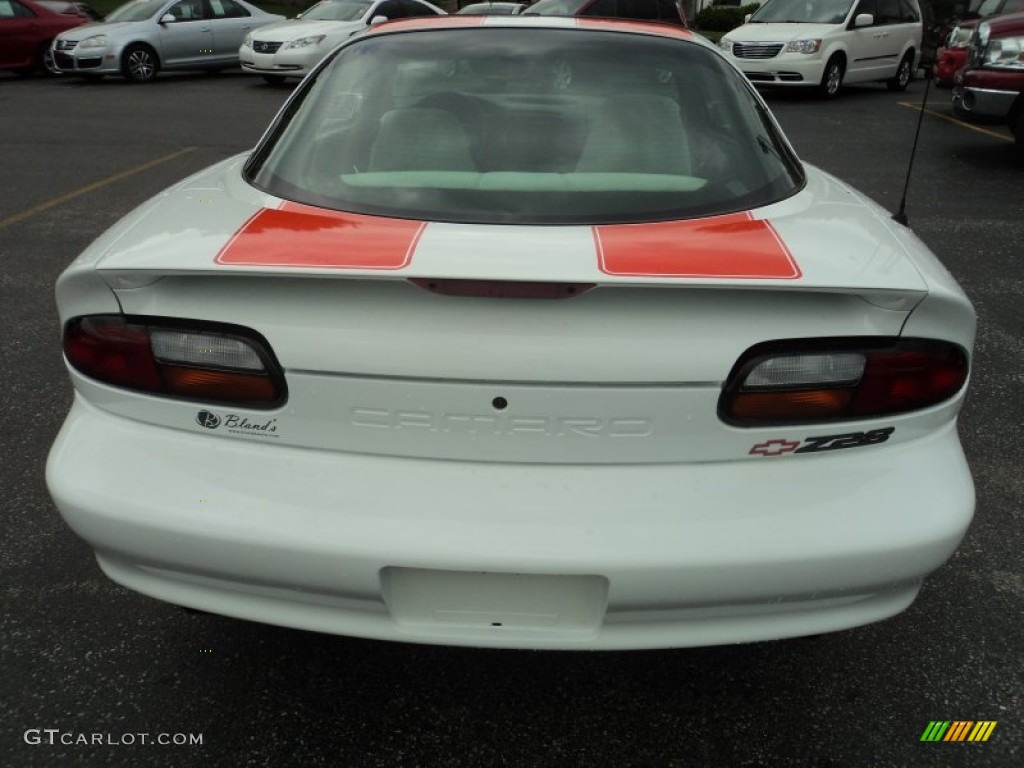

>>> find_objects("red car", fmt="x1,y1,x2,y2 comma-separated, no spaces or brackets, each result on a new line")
954,10,1024,150
0,0,93,75
933,0,1024,87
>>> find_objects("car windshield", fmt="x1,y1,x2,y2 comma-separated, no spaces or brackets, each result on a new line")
524,0,590,15
105,0,168,22
246,29,804,225
300,0,373,21
749,0,854,24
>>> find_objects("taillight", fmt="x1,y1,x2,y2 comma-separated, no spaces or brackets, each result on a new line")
64,316,286,408
720,339,968,426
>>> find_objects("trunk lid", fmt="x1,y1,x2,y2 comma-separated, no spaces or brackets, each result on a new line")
90,158,926,464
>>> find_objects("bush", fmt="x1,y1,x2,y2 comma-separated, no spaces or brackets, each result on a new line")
694,3,761,32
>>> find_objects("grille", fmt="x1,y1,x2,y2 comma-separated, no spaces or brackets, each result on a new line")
54,52,75,68
253,41,283,54
732,42,784,59
57,40,78,51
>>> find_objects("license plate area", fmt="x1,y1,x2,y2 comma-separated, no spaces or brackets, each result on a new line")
381,568,608,636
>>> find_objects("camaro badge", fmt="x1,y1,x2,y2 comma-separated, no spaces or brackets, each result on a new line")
751,428,894,457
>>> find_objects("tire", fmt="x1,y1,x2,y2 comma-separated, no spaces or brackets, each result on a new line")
887,52,914,92
262,74,286,85
122,44,159,83
818,56,844,99
40,43,61,76
1013,109,1024,156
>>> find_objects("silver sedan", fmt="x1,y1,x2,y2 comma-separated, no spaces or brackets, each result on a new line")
51,0,283,82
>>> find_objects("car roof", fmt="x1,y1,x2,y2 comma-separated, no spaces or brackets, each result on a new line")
368,14,698,42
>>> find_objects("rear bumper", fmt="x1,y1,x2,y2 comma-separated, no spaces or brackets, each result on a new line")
47,396,974,650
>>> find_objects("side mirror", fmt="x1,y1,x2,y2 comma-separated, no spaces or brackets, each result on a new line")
744,13,751,22
159,12,175,23
368,14,388,25
853,13,873,28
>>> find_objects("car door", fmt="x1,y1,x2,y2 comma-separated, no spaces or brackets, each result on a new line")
845,0,889,82
207,0,254,63
0,0,38,70
870,0,910,77
155,0,213,67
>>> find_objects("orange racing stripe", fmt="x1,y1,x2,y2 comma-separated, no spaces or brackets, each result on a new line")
216,201,424,270
594,212,801,279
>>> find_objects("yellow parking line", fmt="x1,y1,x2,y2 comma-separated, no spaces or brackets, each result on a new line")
898,102,1013,142
0,146,198,231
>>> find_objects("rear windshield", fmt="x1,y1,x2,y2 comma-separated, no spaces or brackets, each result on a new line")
246,28,804,225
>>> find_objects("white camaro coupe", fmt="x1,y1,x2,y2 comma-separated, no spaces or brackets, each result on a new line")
48,17,975,650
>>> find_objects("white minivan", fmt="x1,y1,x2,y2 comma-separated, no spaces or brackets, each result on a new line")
717,0,922,97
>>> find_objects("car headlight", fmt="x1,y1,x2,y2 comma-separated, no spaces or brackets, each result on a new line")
79,35,108,49
718,37,732,52
243,33,252,48
785,39,822,55
983,35,1024,69
947,25,973,49
283,35,326,50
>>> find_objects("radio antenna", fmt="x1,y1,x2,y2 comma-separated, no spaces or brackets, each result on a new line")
892,69,932,227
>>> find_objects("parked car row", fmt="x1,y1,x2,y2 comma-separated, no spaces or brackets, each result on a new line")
952,9,1024,149
6,0,1022,151
933,0,1024,87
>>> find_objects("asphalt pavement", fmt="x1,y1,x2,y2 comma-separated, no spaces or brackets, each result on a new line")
0,69,1021,767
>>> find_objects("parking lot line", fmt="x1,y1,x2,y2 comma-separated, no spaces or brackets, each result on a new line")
0,147,198,232
898,102,1013,142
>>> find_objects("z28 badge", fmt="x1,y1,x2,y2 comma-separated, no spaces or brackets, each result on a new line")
750,428,894,457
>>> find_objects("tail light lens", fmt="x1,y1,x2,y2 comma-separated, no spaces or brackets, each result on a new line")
720,339,968,426
64,315,286,408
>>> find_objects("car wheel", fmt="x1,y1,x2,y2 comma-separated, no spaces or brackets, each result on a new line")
39,43,61,76
122,44,159,83
262,74,287,85
887,52,914,92
818,56,844,99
